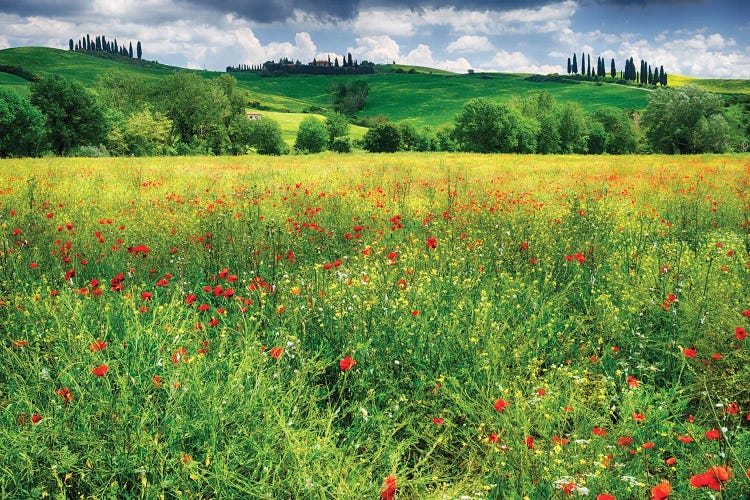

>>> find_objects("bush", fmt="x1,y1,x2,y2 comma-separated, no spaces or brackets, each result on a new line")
0,88,47,157
363,122,401,152
249,117,288,155
330,136,352,153
294,116,328,154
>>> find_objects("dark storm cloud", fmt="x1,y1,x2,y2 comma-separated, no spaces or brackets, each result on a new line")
175,0,564,23
0,0,86,17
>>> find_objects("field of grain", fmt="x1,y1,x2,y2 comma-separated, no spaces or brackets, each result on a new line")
1,153,749,498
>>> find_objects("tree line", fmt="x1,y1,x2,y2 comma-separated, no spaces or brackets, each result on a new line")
69,34,142,61
227,55,375,76
1,72,747,158
566,52,667,86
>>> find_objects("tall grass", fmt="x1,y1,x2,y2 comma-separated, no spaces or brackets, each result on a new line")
1,153,748,498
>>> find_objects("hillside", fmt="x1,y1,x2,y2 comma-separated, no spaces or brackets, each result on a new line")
2,46,748,128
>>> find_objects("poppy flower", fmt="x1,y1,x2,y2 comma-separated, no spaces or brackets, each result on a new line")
381,475,396,500
339,355,357,372
270,347,284,359
426,236,437,249
650,481,671,500
494,399,509,412
617,436,633,447
597,494,616,500
690,466,732,490
678,435,693,443
633,412,645,422
627,376,639,388
742,309,750,318
55,387,73,405
488,432,499,443
525,436,534,449
682,347,697,358
31,414,43,424
735,327,747,340
89,340,107,352
642,441,655,449
666,457,677,465
705,429,721,440
91,364,109,377
433,417,444,426
592,427,607,437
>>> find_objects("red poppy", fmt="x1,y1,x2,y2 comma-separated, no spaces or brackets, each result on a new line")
677,435,693,443
525,436,534,449
735,327,747,340
690,465,732,490
270,346,284,359
627,376,639,388
339,355,357,372
153,375,162,388
742,309,750,318
665,457,677,465
650,481,671,500
573,252,586,264
426,236,437,249
642,441,655,449
633,412,645,422
592,427,607,437
705,429,721,440
433,417,444,426
597,494,615,500
494,399,509,412
89,340,107,352
381,475,396,500
55,387,73,405
31,414,43,424
682,347,697,358
617,436,633,447
91,364,109,377
488,432,499,443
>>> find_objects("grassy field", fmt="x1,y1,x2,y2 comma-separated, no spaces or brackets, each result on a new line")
233,71,650,126
246,109,368,146
669,74,750,95
1,153,748,499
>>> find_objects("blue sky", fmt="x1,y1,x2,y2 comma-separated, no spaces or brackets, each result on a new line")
1,1,748,77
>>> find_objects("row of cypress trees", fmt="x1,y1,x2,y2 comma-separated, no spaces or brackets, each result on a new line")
566,52,667,86
69,34,142,60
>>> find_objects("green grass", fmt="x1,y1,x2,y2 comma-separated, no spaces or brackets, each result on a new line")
0,153,748,498
0,72,30,96
245,109,368,146
669,74,750,94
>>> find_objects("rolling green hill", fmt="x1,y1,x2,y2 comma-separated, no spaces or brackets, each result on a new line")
2,46,748,129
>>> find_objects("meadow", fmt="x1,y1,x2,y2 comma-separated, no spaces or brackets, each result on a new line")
1,153,749,499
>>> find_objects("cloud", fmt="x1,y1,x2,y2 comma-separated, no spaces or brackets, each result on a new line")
350,35,401,63
482,49,564,73
446,35,495,53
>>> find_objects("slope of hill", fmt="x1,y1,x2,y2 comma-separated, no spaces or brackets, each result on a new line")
246,109,368,147
2,47,748,129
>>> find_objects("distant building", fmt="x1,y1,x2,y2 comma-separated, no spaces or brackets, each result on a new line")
246,112,262,120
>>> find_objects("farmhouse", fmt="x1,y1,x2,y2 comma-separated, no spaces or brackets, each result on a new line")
246,112,262,120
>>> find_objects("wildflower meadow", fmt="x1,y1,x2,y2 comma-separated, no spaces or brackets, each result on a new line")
1,153,748,499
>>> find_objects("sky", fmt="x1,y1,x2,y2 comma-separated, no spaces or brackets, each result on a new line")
1,0,749,78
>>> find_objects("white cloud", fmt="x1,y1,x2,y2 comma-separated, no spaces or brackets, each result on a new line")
481,49,564,74
446,35,494,54
352,9,416,37
350,35,401,63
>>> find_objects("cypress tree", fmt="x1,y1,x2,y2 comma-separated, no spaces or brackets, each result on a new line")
128,42,133,58
587,54,591,76
659,66,666,86
69,39,74,51
136,41,142,60
572,53,578,74
567,57,571,74
580,53,585,75
610,58,616,78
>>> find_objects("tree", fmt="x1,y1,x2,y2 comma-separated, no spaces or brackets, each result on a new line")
295,116,328,153
120,108,173,156
567,57,571,75
324,112,350,147
453,98,520,153
248,117,288,155
642,85,730,153
363,122,401,152
556,102,589,154
587,54,591,77
572,53,578,74
580,53,585,75
329,80,369,116
0,88,47,157
136,41,142,60
128,42,133,58
157,72,231,154
610,58,616,78
69,39,74,51
30,75,109,155
592,106,638,154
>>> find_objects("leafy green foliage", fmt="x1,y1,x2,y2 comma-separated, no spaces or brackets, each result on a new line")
249,117,288,155
0,88,47,157
328,80,369,116
294,116,328,153
363,122,401,152
591,106,638,154
453,98,522,153
642,85,730,153
30,75,109,155
324,112,350,147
